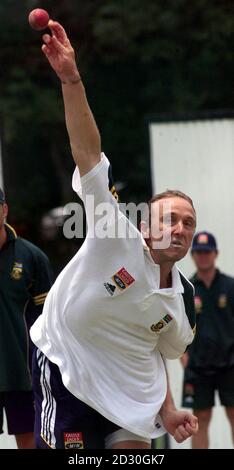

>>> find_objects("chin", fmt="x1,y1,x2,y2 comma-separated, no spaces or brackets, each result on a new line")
166,247,187,262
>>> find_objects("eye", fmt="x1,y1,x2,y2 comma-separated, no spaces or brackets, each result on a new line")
184,219,195,229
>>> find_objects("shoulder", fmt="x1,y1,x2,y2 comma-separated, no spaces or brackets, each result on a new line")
218,272,234,291
16,238,50,264
219,271,234,283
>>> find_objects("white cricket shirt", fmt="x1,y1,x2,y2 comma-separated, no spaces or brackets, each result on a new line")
30,154,194,439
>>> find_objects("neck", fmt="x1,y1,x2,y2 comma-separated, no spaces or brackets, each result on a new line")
149,247,174,288
197,266,216,288
0,224,7,250
159,264,173,288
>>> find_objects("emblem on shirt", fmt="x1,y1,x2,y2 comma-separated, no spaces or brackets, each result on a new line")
104,282,116,296
194,296,202,314
155,422,161,429
151,314,173,332
63,432,84,449
218,294,227,308
112,267,135,291
10,262,23,280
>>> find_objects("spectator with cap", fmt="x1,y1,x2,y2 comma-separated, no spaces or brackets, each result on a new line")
181,231,234,448
0,188,53,448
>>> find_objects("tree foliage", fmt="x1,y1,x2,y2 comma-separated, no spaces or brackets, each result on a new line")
0,0,234,227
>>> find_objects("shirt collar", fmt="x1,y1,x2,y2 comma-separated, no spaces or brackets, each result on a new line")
5,223,17,242
141,235,184,293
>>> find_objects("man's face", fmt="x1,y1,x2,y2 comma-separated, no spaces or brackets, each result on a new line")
0,203,8,229
192,250,217,271
148,197,196,263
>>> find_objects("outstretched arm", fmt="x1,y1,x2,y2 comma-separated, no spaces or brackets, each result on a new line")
159,370,198,443
42,20,101,176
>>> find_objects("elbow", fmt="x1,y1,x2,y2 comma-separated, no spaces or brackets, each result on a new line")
71,145,101,175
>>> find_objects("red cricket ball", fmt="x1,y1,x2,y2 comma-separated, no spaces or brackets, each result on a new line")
28,9,50,31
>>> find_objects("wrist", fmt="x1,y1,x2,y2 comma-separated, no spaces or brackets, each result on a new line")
160,402,176,418
60,73,82,85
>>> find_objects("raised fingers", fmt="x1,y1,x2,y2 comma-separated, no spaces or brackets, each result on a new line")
48,20,68,44
42,34,52,45
42,34,57,57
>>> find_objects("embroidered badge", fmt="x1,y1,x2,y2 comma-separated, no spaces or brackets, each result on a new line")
194,296,202,314
218,294,227,308
10,262,23,280
112,267,135,291
64,432,84,449
151,314,173,332
104,282,116,296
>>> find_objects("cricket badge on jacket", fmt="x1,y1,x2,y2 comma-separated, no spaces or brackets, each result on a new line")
218,294,227,308
151,313,173,332
10,262,23,280
194,295,202,314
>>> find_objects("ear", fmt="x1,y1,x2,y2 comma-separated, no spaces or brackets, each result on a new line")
140,220,150,239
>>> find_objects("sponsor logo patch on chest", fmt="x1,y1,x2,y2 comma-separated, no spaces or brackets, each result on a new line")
112,267,135,291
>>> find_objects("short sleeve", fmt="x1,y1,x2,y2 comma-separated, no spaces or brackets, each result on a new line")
72,153,115,203
72,153,120,235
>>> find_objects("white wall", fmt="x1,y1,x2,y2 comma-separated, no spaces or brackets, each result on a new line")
149,117,234,449
0,414,17,449
149,118,234,277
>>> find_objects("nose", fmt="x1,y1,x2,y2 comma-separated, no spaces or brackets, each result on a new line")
173,220,183,234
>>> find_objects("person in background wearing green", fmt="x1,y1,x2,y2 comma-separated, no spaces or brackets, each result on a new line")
181,231,234,448
0,188,53,448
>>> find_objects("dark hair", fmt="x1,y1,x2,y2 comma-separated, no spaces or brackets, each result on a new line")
142,189,196,228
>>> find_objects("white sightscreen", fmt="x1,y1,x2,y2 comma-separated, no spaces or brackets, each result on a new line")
149,117,234,449
149,118,234,278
